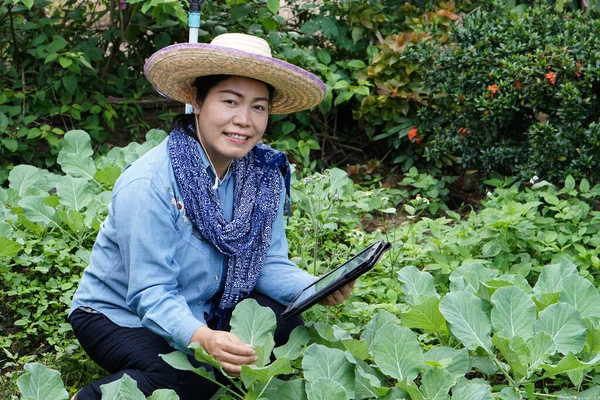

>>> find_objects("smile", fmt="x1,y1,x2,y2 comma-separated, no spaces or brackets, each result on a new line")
225,133,249,140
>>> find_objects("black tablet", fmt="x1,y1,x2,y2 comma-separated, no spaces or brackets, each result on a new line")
281,240,391,320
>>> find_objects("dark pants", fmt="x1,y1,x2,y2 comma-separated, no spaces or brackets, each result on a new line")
69,292,303,400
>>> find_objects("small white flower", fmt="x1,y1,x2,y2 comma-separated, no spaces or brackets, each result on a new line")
487,191,493,197
529,175,539,184
304,227,311,232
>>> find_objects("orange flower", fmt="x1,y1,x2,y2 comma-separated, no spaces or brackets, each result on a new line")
514,81,524,89
544,72,557,85
408,126,418,141
458,127,470,136
483,110,489,115
458,94,465,102
415,137,423,144
487,85,499,94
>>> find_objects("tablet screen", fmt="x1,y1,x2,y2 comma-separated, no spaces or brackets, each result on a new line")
284,241,388,317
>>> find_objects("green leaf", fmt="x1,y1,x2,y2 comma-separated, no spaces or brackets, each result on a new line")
346,60,367,69
451,381,492,400
160,350,197,371
517,332,556,371
59,154,97,180
59,130,94,158
100,373,146,399
541,352,600,380
147,389,180,399
402,296,448,337
240,358,292,388
59,58,73,68
146,129,167,143
16,363,69,400
439,291,492,352
231,298,276,346
424,347,470,378
267,0,279,14
9,165,44,197
396,380,424,400
306,378,348,400
18,196,59,227
397,266,439,306
490,286,536,340
21,0,34,8
498,387,521,400
95,166,123,187
533,259,578,297
492,336,528,378
341,339,370,361
370,324,424,381
326,168,351,196
62,76,78,93
230,3,251,20
579,178,590,193
558,275,600,323
564,175,576,191
161,349,217,381
0,237,23,257
420,366,454,400
273,325,310,361
348,353,390,398
56,176,94,211
534,303,586,355
0,112,8,132
275,378,306,399
312,322,352,342
1,138,18,152
449,263,494,295
303,344,354,399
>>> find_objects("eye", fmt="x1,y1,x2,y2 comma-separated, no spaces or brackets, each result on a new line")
223,99,237,105
253,104,267,111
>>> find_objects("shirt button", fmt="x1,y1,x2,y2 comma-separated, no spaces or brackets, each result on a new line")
214,274,219,281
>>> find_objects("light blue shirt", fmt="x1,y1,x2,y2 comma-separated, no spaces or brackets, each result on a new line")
70,137,316,352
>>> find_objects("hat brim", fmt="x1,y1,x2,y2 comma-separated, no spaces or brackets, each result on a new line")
144,43,327,115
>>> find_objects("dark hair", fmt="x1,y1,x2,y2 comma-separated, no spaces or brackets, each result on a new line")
170,75,275,136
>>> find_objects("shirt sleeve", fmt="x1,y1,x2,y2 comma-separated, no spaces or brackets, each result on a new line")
113,177,204,350
255,183,317,305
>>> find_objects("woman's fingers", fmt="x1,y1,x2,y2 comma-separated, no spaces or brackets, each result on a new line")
209,332,257,366
320,280,356,306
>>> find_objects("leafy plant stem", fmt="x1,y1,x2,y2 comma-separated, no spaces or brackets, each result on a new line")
486,350,516,387
255,376,274,399
203,373,246,400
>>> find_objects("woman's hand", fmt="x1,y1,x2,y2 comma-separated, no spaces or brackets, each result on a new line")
190,326,257,376
319,279,355,306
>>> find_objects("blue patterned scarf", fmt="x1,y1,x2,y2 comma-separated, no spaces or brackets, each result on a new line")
168,125,290,322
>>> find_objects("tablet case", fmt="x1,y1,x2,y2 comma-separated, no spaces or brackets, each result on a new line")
281,240,391,320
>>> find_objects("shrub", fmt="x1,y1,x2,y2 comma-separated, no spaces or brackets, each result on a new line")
410,4,600,183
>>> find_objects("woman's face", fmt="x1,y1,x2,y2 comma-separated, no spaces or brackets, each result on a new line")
192,76,270,173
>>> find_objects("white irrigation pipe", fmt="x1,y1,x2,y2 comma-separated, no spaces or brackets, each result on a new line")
185,0,204,114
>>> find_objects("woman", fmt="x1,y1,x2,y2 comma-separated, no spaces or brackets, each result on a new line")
68,33,354,399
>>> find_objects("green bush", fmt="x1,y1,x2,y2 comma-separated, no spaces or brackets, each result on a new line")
410,4,600,183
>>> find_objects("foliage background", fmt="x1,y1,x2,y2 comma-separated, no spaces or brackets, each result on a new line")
2,0,600,398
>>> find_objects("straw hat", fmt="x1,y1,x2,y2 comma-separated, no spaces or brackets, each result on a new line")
144,33,327,115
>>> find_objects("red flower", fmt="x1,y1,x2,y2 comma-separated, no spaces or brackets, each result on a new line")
408,127,418,141
487,85,499,94
483,110,489,115
544,72,557,85
514,81,524,89
458,127,470,136
415,137,423,144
